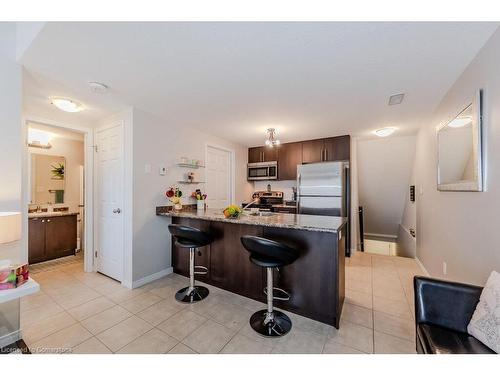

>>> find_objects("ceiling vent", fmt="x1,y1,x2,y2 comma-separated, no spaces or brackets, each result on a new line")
388,93,405,106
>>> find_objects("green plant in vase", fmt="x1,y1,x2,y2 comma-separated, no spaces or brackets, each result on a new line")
51,163,65,180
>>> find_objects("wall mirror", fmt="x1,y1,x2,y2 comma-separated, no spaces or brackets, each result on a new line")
437,90,483,191
30,154,66,204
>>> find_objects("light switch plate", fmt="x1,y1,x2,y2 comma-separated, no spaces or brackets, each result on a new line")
159,166,167,176
144,163,152,174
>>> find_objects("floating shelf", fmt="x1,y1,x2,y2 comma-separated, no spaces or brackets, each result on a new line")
176,163,205,169
177,181,205,184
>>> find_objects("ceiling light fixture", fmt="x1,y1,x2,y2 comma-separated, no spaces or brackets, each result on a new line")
448,116,472,128
265,128,280,147
374,127,397,137
88,81,108,94
28,129,53,149
388,93,405,106
51,97,84,113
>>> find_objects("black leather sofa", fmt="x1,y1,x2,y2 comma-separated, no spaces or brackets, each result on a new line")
414,276,495,354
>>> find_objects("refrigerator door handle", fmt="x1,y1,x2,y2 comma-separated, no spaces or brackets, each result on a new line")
297,173,301,214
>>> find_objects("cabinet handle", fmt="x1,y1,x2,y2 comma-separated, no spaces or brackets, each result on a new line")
41,220,45,223
47,219,51,222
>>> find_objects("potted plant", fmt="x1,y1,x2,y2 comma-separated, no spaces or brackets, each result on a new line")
191,189,207,211
166,186,183,211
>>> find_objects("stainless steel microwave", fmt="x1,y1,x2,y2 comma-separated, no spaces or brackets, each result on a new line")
247,161,278,180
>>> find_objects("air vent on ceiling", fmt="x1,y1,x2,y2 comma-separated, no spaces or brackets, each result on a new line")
388,93,405,106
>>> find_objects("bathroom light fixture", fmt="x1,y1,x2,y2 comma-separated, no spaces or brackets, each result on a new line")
51,97,84,112
265,128,280,147
448,116,472,128
28,129,53,149
374,127,397,137
388,93,405,106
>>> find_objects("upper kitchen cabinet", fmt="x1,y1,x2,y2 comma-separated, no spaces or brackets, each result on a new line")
302,139,325,164
324,135,350,161
248,146,278,163
278,142,302,180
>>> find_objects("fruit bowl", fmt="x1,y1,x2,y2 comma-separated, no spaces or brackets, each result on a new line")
223,205,242,219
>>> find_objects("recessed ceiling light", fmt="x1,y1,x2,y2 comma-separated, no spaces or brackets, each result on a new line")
51,97,84,113
388,93,405,106
88,82,108,94
374,127,397,137
448,116,472,128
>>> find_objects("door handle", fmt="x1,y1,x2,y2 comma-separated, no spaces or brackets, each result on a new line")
113,208,122,214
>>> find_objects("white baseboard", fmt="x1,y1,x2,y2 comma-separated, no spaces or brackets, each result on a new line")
415,257,430,276
0,329,21,348
131,267,173,289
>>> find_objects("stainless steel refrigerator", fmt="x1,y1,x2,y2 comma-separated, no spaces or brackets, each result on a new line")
297,161,350,255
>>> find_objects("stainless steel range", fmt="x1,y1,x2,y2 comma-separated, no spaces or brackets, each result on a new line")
241,191,283,211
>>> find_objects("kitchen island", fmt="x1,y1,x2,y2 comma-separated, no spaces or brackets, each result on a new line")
156,207,347,328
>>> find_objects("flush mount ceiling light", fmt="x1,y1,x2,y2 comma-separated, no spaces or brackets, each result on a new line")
265,128,280,147
28,129,53,149
448,116,472,128
50,97,84,113
88,81,108,94
388,93,405,106
374,127,397,137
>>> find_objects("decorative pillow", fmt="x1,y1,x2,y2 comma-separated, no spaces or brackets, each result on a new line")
467,271,500,353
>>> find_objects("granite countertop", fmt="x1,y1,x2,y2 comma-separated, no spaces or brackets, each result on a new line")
28,212,79,219
156,207,346,233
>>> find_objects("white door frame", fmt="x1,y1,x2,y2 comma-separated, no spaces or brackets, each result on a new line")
21,116,94,273
205,143,235,205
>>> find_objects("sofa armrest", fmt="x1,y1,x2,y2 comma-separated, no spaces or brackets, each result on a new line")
414,276,482,334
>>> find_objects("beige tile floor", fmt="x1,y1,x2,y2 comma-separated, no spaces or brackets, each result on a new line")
21,251,423,354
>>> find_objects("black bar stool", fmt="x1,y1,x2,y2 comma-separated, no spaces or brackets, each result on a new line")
241,235,299,337
168,224,214,303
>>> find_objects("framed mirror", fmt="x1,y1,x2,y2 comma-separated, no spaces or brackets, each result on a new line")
30,154,66,204
437,90,483,192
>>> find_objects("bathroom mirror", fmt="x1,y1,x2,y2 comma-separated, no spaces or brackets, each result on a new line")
437,90,483,191
31,154,66,204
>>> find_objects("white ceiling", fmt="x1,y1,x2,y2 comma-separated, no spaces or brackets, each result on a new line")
19,22,498,146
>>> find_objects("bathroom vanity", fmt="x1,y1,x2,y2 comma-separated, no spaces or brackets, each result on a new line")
28,213,77,264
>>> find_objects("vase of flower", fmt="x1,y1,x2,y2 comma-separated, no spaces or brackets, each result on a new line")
192,189,207,211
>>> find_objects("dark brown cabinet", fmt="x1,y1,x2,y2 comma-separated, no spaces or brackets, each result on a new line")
28,218,46,264
301,139,325,164
324,135,350,161
248,146,278,163
248,135,351,181
29,214,77,264
278,142,302,180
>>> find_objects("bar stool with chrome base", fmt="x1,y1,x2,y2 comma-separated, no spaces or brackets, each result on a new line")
241,235,299,337
168,224,214,303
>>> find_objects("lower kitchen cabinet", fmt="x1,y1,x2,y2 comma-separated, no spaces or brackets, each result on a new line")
28,215,77,264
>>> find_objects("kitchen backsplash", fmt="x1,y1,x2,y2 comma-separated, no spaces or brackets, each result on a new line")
253,180,296,201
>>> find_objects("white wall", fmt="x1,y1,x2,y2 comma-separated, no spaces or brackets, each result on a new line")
131,108,252,283
357,135,416,237
412,28,500,285
0,23,23,347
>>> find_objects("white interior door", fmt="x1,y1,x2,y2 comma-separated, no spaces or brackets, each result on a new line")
95,124,124,281
206,146,232,209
